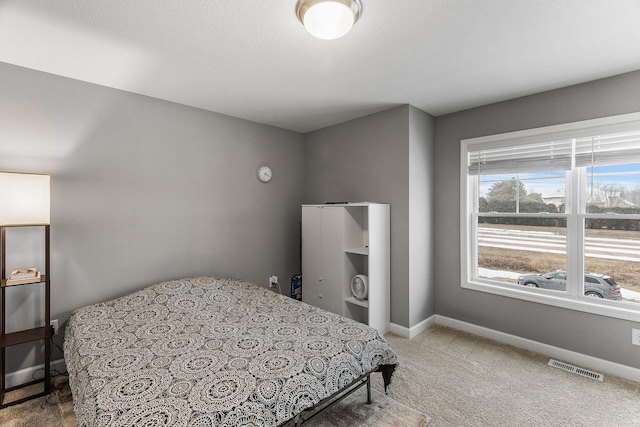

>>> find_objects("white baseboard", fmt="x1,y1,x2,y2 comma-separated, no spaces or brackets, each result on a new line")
390,314,436,339
6,358,66,388
435,315,640,383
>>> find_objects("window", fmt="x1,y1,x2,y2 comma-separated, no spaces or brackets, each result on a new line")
461,113,640,321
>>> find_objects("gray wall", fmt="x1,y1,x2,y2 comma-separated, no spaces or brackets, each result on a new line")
304,105,436,328
409,106,435,326
0,62,306,372
434,70,640,369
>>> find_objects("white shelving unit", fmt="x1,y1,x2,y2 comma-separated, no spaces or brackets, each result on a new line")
301,202,390,333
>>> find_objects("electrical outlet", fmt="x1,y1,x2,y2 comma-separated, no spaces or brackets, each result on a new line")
43,319,59,336
269,275,278,288
632,328,640,346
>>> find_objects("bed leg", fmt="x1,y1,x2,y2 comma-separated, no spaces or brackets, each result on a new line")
366,374,371,404
380,364,396,394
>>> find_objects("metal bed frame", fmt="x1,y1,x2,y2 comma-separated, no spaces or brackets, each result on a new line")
282,365,396,426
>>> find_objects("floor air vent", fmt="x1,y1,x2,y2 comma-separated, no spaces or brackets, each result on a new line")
548,359,604,381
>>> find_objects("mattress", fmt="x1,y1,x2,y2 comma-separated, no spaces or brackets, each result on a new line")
64,277,398,426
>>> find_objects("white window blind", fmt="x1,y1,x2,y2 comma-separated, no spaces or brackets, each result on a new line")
468,139,573,175
575,130,640,168
468,128,640,176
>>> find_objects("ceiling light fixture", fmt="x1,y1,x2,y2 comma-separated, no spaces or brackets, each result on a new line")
296,0,362,40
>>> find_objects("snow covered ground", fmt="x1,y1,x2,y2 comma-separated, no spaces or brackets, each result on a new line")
478,227,640,262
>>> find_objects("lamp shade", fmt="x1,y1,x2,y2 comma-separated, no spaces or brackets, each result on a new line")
0,172,50,225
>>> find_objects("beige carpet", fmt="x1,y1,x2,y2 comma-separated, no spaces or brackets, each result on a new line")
382,325,640,426
0,376,74,427
305,388,430,426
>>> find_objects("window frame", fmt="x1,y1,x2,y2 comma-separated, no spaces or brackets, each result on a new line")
460,112,640,322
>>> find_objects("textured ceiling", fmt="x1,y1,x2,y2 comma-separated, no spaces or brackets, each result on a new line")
1,0,640,133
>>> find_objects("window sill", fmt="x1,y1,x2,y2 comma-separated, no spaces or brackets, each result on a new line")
462,278,640,322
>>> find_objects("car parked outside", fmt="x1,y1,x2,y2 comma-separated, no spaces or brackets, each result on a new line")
517,270,622,300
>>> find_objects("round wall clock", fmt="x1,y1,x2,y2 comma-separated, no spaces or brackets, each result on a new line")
256,164,272,183
351,274,369,300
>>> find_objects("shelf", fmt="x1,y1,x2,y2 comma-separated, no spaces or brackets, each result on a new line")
1,274,47,288
0,224,52,405
345,297,369,308
0,326,50,348
345,247,368,255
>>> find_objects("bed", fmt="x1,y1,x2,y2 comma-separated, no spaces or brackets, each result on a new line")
64,277,398,426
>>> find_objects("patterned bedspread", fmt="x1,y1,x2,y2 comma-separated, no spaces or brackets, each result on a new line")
64,277,398,426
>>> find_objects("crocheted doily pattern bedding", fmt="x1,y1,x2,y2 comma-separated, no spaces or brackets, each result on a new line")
64,277,398,426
